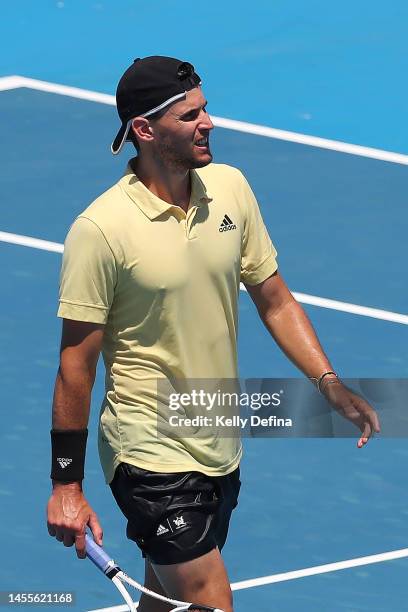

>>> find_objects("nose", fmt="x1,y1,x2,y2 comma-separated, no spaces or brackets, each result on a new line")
199,109,214,131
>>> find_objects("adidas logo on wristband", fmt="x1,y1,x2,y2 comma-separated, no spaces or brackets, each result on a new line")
57,458,73,469
51,429,88,481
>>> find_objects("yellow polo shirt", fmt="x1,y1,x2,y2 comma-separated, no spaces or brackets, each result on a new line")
58,161,278,483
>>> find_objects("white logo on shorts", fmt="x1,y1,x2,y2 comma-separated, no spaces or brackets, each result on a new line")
156,524,169,536
173,516,187,529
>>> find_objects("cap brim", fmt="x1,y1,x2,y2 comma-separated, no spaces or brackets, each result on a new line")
111,121,131,155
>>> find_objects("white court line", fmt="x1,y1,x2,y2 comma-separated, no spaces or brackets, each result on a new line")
230,546,408,590
0,75,115,105
0,75,25,91
211,115,408,166
1,230,407,325
1,75,408,165
0,230,63,253
87,546,408,612
291,291,408,326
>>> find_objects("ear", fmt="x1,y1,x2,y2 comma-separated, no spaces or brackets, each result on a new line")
131,118,154,144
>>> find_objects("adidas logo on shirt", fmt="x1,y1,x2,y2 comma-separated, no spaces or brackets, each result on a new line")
57,458,72,469
219,214,237,232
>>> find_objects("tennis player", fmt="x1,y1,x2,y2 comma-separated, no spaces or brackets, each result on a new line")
46,56,380,612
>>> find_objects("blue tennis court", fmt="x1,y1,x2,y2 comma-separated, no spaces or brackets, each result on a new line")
1,3,407,611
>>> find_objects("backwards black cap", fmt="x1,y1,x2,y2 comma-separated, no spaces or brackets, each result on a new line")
111,56,201,155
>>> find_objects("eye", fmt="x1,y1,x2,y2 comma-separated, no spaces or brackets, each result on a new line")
180,105,208,122
181,110,199,121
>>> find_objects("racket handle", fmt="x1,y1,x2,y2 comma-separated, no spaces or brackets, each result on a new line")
85,534,120,578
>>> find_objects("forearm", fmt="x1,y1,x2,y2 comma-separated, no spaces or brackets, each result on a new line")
47,321,104,554
52,364,95,430
51,364,95,486
262,294,334,379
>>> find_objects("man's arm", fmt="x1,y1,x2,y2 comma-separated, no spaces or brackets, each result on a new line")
245,271,380,446
47,319,104,558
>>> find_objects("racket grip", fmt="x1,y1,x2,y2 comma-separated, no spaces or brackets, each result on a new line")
85,534,120,578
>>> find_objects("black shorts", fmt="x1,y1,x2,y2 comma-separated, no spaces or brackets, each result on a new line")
110,463,241,565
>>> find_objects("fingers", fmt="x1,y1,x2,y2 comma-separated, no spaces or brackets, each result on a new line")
357,398,380,429
88,512,103,546
354,396,381,447
370,409,381,433
50,525,75,545
73,512,103,559
55,530,64,542
47,522,56,537
47,490,101,559
49,523,86,556
75,530,86,559
335,391,379,448
357,421,372,448
63,532,76,547
356,410,371,448
357,435,368,448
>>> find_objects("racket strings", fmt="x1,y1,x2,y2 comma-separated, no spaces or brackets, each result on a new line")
117,572,223,612
119,571,192,611
112,576,137,612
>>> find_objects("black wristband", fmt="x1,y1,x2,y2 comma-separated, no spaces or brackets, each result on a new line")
50,429,88,482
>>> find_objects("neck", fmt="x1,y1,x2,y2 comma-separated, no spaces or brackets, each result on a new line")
132,156,191,212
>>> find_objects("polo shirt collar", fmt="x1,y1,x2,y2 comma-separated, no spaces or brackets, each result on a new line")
190,169,212,207
121,160,212,221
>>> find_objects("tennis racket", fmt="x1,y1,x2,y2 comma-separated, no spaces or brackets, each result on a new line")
85,534,224,612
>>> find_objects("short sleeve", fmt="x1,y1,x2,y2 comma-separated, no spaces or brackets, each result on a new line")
57,217,117,323
238,173,278,285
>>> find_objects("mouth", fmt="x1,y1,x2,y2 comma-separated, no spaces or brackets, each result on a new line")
194,136,209,150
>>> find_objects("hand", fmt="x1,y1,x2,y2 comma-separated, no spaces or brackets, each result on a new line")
47,482,103,558
321,380,381,448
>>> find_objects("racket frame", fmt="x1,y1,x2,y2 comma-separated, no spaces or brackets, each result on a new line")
85,534,224,612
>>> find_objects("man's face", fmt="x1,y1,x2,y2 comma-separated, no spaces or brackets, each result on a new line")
150,87,214,171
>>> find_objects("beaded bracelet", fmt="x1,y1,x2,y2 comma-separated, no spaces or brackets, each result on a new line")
310,371,338,394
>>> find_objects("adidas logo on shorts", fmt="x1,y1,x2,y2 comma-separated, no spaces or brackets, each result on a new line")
156,524,170,536
219,214,237,232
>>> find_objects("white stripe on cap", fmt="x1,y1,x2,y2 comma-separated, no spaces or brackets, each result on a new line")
141,91,187,117
111,121,132,155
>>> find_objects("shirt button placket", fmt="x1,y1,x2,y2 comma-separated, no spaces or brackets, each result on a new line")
172,208,187,237
186,206,198,240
